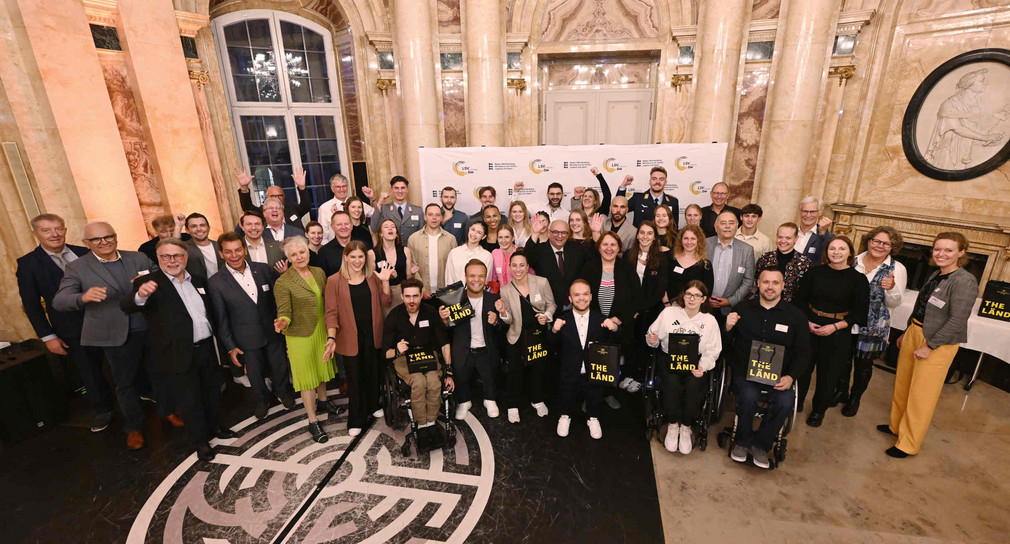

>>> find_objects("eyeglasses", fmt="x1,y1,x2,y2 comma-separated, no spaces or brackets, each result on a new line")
158,253,187,262
869,239,892,247
37,227,66,235
683,293,705,300
263,206,283,212
549,230,568,235
85,234,117,244
800,210,820,215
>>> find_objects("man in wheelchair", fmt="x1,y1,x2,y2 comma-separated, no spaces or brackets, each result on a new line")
725,268,810,469
383,279,454,450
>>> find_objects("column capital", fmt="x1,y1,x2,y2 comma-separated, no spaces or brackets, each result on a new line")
175,11,210,38
83,0,117,26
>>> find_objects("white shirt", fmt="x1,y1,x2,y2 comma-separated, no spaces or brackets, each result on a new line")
852,252,908,334
319,197,375,242
134,271,213,342
196,243,219,276
468,295,485,349
735,228,772,263
574,310,590,373
794,225,816,253
428,233,441,291
228,263,257,303
444,244,493,287
265,225,286,242
246,237,267,264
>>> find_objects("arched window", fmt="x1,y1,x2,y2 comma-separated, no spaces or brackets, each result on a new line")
213,10,348,216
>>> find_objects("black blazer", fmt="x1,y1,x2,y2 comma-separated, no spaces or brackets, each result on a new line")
239,186,312,229
16,244,90,339
121,269,215,374
579,257,641,327
548,308,620,378
185,240,225,284
616,187,680,228
624,249,669,315
700,204,742,238
447,291,506,369
524,239,593,309
207,262,280,353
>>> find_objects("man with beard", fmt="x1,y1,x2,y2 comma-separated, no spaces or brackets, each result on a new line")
440,187,469,245
184,213,224,283
615,166,679,228
602,196,636,254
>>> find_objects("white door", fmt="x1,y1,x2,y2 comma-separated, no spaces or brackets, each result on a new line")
544,88,653,145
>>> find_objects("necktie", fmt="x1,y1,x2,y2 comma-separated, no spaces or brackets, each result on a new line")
398,205,404,219
52,252,67,271
556,250,565,277
655,197,660,206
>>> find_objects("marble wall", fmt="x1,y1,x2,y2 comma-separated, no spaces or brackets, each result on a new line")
541,0,660,41
336,37,364,162
727,68,770,206
438,0,461,33
751,0,780,20
442,76,467,147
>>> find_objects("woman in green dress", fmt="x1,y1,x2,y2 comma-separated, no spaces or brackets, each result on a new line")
274,236,341,443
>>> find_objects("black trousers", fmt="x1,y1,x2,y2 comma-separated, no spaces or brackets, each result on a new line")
344,336,379,429
734,375,793,451
558,371,604,418
505,341,546,409
798,325,852,414
454,348,496,403
660,368,705,425
101,332,147,433
242,336,290,405
163,339,223,445
65,336,113,413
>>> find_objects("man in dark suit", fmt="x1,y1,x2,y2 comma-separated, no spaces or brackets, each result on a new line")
261,196,306,241
795,195,835,265
208,232,295,419
184,212,224,284
237,167,311,229
16,214,114,432
700,182,742,238
240,211,288,270
524,215,592,310
614,166,680,228
53,222,154,449
438,259,505,420
549,279,620,440
122,237,236,461
318,211,354,276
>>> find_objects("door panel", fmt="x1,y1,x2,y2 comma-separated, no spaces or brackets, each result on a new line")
543,89,653,145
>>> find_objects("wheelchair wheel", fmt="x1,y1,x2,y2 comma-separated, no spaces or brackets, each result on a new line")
401,441,412,457
445,425,457,447
699,433,708,452
716,430,728,449
775,439,787,462
383,371,398,429
711,362,729,424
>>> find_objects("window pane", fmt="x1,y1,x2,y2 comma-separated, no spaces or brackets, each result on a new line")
315,116,337,139
223,22,249,46
378,51,394,70
303,28,325,52
289,77,311,102
240,115,293,196
295,116,317,139
228,46,253,75
246,143,270,166
286,51,308,79
262,118,286,140
246,19,272,48
241,115,265,141
280,21,304,51
306,52,327,78
309,79,331,103
300,139,319,163
295,115,342,213
233,76,259,101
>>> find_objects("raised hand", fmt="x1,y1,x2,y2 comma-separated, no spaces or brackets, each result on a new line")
494,298,506,314
374,261,394,282
881,273,895,290
174,213,186,227
274,259,289,274
81,286,108,303
292,167,307,189
552,318,566,333
236,168,253,188
361,186,375,200
137,281,158,298
531,214,548,234
817,215,833,234
228,348,244,368
573,186,586,199
590,213,604,233
590,166,599,176
621,175,634,188
378,192,390,206
513,181,525,193
726,312,740,331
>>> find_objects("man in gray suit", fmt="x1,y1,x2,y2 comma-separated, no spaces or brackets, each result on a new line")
370,175,423,241
240,211,288,270
706,211,755,319
208,233,295,419
184,212,224,283
53,221,154,450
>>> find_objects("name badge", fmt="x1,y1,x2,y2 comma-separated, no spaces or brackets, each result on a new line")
674,266,685,274
928,296,946,309
197,287,206,294
454,222,462,228
774,323,789,333
137,270,150,276
289,214,298,221
534,293,542,302
496,267,503,274
737,266,746,274
261,284,270,292
419,319,430,328
410,214,419,221
808,247,816,253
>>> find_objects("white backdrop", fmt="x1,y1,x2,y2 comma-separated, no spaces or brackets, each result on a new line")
418,143,729,224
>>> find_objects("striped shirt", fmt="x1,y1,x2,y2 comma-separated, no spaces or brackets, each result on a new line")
599,270,615,316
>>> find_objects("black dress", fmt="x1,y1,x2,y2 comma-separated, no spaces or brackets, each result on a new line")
666,255,715,301
374,244,407,286
351,224,373,250
346,281,379,428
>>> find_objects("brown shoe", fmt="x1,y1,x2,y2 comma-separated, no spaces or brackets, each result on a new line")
164,413,185,427
126,431,145,450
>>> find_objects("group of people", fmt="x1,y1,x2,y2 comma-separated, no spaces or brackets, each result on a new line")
15,165,978,465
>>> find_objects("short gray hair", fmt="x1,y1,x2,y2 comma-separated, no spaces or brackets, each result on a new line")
31,213,65,231
81,221,114,240
330,173,349,185
799,195,822,211
263,196,283,209
282,235,309,256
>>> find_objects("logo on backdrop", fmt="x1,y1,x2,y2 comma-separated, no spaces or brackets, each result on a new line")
452,161,475,176
690,181,706,195
635,159,665,168
529,159,551,174
603,158,623,172
675,156,694,171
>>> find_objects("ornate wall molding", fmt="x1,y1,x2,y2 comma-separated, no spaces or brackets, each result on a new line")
837,9,875,35
670,25,697,47
829,65,855,86
368,32,394,52
83,0,118,26
670,73,692,90
176,10,210,37
506,33,529,53
507,77,527,92
189,70,210,90
376,78,396,92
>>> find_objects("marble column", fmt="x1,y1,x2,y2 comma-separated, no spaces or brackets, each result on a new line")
117,2,224,235
464,0,505,147
753,0,841,231
9,0,147,247
392,0,441,202
689,0,751,144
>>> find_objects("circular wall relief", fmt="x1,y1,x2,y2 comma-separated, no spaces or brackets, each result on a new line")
127,397,494,543
902,48,1010,181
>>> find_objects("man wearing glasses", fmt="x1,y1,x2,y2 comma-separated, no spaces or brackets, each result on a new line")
17,214,114,433
525,215,591,312
700,182,742,238
794,195,835,265
122,238,236,462
53,222,154,450
260,196,305,241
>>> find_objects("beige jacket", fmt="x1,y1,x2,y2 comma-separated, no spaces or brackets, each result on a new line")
499,275,557,344
406,227,457,293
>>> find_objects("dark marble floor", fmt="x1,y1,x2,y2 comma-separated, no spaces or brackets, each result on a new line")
0,382,662,543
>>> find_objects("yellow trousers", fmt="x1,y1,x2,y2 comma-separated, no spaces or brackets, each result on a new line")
889,323,958,455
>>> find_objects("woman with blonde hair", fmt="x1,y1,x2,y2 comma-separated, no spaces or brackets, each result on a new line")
683,204,703,228
507,200,533,247
667,224,713,302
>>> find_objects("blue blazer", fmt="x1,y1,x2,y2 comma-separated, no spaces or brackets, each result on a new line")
16,244,90,339
800,229,835,266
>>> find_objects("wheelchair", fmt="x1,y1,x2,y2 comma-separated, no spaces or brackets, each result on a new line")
715,377,797,469
643,349,720,451
381,356,458,457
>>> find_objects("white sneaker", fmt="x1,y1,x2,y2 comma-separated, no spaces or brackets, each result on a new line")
233,375,251,388
587,417,603,439
618,377,633,390
348,428,361,437
372,408,384,418
679,424,693,455
557,415,571,437
454,401,472,420
664,423,680,453
532,402,549,418
626,379,642,393
484,400,499,418
508,408,520,423
604,395,621,410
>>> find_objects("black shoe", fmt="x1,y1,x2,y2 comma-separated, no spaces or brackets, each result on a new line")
90,411,113,433
876,424,897,436
885,446,910,458
196,443,215,462
806,412,824,427
254,402,269,420
415,426,431,451
797,403,804,413
829,391,847,408
841,397,860,417
308,421,328,443
318,399,345,417
215,428,238,440
279,392,296,410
